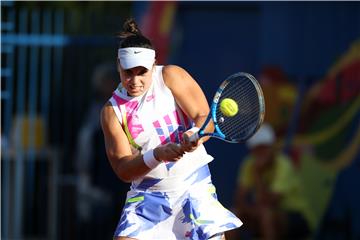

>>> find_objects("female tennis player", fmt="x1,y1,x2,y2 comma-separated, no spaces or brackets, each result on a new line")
100,18,242,240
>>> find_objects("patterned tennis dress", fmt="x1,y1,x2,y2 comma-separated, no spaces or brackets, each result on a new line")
109,66,242,240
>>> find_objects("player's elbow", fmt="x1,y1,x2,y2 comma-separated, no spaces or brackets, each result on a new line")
117,174,133,183
107,154,133,183
107,165,132,183
115,168,134,183
114,165,134,183
193,111,209,124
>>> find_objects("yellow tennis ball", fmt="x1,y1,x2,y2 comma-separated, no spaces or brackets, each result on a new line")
220,98,238,117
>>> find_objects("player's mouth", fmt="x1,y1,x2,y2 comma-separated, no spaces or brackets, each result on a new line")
128,85,144,95
129,85,143,90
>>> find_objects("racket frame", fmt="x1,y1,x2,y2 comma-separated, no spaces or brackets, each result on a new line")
191,72,265,143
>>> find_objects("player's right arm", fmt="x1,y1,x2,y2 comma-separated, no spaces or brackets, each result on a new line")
100,102,185,182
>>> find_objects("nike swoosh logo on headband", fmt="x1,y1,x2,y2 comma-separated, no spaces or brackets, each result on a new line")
134,51,142,54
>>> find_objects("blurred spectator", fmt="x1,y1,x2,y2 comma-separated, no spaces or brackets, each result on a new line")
315,155,360,240
231,123,311,240
74,62,129,239
258,66,297,137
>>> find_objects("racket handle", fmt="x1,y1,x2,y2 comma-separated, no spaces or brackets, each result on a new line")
176,131,198,147
189,131,199,143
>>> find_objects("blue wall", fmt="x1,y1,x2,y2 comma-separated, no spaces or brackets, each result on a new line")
173,2,360,207
259,2,360,77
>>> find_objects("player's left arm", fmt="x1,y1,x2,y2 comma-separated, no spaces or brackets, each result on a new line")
162,65,213,148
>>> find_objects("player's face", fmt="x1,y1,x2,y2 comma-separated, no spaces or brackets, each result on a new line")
119,65,154,97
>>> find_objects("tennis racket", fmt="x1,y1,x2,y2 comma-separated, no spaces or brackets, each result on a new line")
190,72,265,143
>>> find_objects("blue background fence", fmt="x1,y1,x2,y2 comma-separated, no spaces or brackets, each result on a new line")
1,1,359,239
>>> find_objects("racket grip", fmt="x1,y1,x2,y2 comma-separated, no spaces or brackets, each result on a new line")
189,131,200,143
176,132,198,147
187,126,200,143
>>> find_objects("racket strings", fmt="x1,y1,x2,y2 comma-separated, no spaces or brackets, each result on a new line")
216,75,262,140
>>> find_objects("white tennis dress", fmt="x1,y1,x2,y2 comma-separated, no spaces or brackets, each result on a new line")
109,66,242,240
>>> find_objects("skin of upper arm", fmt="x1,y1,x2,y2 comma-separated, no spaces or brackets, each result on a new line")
162,65,212,129
100,102,133,180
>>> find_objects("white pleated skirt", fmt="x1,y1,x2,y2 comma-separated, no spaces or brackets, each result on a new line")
114,165,242,240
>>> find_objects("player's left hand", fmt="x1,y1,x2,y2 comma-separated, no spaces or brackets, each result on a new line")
181,129,202,152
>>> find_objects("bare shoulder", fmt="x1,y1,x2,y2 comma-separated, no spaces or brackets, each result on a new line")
162,65,195,89
100,101,116,128
162,64,185,75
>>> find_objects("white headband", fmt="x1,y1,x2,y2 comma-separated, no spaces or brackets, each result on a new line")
118,47,155,70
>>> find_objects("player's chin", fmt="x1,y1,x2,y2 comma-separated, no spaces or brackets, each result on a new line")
127,90,143,96
127,86,144,96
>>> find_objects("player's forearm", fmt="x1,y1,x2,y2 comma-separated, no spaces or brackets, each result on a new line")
111,153,153,183
111,144,185,182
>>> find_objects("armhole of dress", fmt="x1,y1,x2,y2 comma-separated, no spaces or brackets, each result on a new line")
109,97,123,125
157,65,173,96
110,96,143,151
177,107,194,130
157,65,194,130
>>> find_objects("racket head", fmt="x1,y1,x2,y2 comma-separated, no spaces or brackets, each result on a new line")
210,72,265,143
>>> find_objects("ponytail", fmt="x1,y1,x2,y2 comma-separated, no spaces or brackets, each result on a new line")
118,18,154,50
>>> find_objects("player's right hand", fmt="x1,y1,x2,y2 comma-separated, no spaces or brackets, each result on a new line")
154,143,186,162
181,129,202,153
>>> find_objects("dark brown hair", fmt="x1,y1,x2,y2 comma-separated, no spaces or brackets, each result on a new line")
118,18,154,50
